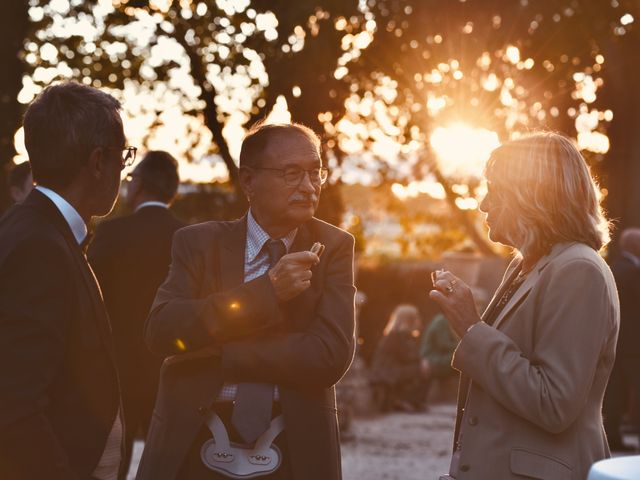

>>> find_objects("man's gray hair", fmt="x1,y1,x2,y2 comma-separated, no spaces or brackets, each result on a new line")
23,82,123,190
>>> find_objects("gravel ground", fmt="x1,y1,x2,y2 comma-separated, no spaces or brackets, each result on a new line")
341,404,455,480
127,404,456,479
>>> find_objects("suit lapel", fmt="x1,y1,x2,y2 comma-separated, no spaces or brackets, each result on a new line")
26,190,117,358
492,243,574,329
453,256,522,449
282,222,317,322
481,257,522,326
453,243,579,450
289,221,313,254
219,217,247,291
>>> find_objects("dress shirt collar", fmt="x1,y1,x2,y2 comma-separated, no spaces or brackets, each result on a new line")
135,201,169,212
35,185,88,245
246,209,297,263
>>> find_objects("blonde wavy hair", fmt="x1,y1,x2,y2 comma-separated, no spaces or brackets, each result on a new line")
383,304,422,336
485,132,611,258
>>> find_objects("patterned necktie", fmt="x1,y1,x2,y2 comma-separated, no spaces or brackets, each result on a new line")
231,239,286,444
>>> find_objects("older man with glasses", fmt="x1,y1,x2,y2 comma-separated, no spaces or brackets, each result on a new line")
136,122,356,480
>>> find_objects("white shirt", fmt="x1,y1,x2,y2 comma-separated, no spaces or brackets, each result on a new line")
135,200,169,212
35,186,123,480
216,209,297,402
35,186,87,244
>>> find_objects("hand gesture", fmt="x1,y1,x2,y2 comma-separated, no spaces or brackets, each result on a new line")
269,251,319,302
429,270,481,338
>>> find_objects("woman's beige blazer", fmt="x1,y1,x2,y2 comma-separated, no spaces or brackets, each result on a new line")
447,242,619,480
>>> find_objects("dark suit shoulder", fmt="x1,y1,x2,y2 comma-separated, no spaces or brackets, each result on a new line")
173,218,240,242
308,217,353,241
0,204,70,255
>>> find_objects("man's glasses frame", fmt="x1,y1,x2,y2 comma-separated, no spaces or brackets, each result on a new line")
250,166,329,187
106,146,137,167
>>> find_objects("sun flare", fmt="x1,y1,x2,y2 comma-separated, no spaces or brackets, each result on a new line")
429,123,500,178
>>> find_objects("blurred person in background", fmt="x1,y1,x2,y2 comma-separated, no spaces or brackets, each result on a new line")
370,304,427,412
430,133,619,480
603,227,640,452
7,161,33,205
419,312,457,404
89,150,185,471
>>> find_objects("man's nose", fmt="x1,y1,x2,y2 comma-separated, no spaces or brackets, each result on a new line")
298,171,316,192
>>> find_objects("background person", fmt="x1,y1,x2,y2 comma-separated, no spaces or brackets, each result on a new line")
430,132,619,480
89,150,185,471
603,227,640,452
418,311,457,405
370,304,427,412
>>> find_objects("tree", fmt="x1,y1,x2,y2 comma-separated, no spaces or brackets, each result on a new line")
342,0,640,248
0,0,30,210
24,0,363,222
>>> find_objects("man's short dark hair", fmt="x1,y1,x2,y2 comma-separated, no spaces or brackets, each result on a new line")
7,162,31,189
23,82,123,190
239,122,321,168
134,150,180,203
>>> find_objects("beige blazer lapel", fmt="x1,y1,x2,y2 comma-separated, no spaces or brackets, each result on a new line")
481,257,522,324
492,242,576,330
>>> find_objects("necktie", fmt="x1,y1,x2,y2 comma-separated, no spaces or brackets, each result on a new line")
231,239,286,444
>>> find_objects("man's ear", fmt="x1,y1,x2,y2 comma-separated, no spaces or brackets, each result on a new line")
86,147,105,179
238,166,254,199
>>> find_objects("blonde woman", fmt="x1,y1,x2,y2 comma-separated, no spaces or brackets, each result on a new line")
370,304,426,412
431,133,619,479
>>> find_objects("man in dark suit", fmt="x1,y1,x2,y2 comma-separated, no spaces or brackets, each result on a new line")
137,123,356,480
604,227,640,451
0,82,130,479
89,151,185,469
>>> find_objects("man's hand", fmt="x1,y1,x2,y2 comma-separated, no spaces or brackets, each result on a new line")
269,251,319,302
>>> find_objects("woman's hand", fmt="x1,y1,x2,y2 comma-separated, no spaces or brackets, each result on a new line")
429,270,481,338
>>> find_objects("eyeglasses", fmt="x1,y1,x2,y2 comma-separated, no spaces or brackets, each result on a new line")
106,146,137,167
121,146,137,167
252,166,329,187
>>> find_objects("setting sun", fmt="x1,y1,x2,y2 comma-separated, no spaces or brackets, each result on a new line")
429,123,500,178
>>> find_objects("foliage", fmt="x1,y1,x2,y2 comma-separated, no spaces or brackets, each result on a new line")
0,0,30,210
342,0,640,234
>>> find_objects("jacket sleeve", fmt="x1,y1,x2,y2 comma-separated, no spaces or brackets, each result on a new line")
220,234,356,389
145,228,284,356
0,237,78,479
452,258,618,434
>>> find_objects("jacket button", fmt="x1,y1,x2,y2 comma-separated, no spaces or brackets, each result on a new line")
198,406,206,414
460,464,470,472
468,416,478,426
